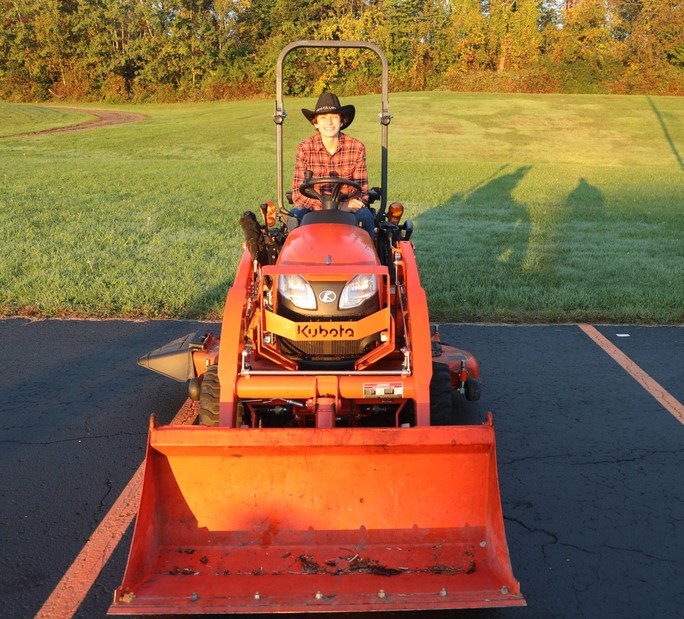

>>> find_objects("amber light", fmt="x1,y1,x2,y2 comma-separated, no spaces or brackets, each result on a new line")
261,201,277,227
388,201,404,224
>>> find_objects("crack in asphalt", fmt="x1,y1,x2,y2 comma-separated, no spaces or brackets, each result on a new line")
96,477,114,516
501,448,680,467
505,515,678,565
0,432,144,445
505,515,597,555
600,544,680,564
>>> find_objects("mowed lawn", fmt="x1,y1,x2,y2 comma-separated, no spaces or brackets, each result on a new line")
0,93,682,323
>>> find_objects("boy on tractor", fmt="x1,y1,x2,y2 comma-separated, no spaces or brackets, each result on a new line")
289,92,375,239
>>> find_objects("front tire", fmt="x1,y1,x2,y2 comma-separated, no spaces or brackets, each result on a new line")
198,365,220,426
430,362,455,425
464,377,481,402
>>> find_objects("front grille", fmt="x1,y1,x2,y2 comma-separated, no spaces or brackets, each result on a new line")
276,283,381,366
280,337,367,361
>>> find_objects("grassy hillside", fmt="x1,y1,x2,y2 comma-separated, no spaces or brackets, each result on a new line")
0,94,682,323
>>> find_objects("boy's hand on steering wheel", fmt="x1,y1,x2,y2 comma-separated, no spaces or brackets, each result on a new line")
340,198,365,212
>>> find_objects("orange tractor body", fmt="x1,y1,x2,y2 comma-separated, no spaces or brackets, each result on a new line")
110,40,524,615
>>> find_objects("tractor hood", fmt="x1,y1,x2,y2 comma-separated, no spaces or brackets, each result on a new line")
279,221,379,267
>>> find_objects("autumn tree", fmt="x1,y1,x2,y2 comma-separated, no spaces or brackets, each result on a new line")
0,0,682,100
445,0,492,73
544,0,626,90
621,0,684,92
488,0,542,72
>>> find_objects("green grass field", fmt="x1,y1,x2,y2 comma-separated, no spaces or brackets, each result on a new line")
0,93,682,323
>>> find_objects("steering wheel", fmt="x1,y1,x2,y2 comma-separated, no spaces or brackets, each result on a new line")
299,175,363,211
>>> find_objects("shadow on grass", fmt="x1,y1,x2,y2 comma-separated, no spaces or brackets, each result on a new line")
418,165,532,272
648,96,684,171
415,166,605,320
565,177,605,210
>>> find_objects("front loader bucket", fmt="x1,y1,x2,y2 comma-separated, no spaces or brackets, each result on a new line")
110,416,524,614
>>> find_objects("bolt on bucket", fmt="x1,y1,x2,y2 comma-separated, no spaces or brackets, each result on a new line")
110,417,524,614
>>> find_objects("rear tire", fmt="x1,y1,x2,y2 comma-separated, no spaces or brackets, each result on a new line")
198,365,220,426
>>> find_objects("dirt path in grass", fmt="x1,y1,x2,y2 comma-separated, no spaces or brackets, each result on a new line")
2,107,147,138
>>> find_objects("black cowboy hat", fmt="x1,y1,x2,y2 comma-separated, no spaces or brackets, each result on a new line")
301,92,355,129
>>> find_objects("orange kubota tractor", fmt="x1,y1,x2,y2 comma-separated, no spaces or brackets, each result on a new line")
110,41,524,614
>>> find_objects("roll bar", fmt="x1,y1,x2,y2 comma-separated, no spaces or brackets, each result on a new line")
274,40,391,218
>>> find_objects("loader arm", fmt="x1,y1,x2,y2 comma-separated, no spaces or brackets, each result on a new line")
217,249,254,427
394,240,432,425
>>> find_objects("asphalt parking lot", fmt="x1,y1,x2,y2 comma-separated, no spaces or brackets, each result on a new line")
0,319,682,619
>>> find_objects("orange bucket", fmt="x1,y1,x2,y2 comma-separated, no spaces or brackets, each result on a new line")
110,416,524,614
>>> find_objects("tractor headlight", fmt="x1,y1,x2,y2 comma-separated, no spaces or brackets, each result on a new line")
339,274,377,309
279,274,316,310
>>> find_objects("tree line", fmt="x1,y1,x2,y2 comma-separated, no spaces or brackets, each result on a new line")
1,0,682,102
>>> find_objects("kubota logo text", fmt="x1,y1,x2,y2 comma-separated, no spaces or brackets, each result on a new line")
296,324,355,339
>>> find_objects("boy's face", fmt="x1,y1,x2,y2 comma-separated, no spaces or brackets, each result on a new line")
313,113,342,138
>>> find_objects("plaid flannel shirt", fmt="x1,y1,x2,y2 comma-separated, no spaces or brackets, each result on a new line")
291,132,369,210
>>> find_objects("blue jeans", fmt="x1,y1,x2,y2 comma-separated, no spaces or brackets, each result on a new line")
288,206,375,240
